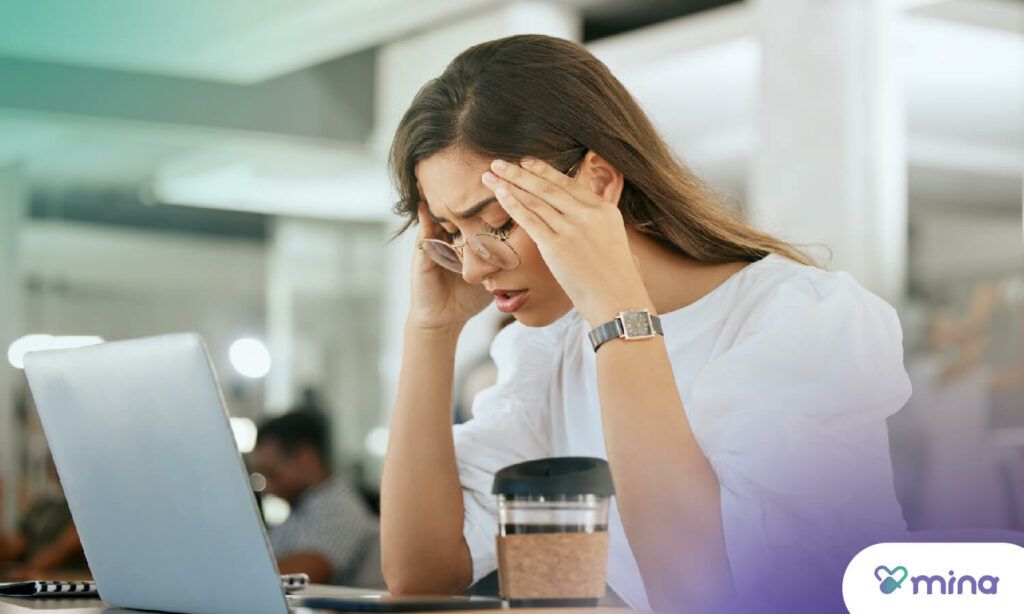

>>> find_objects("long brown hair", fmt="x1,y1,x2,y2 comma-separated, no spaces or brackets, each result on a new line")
389,34,814,266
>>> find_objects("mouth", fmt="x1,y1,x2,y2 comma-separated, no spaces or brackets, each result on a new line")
490,288,530,313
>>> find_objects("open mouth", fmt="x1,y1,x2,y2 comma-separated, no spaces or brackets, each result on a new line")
493,289,530,313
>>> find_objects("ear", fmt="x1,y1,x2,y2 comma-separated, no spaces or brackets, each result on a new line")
577,151,624,205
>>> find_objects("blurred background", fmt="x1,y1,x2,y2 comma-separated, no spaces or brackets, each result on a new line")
0,0,1021,579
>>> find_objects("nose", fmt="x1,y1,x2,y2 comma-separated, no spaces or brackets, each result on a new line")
461,242,500,285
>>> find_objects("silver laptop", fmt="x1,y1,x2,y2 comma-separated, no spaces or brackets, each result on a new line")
23,333,289,614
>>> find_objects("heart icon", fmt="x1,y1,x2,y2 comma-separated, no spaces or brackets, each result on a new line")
874,565,909,594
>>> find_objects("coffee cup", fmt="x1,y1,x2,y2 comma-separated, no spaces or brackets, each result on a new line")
492,457,615,607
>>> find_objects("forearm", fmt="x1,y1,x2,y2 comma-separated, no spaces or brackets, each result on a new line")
276,552,332,584
380,323,472,595
0,533,27,561
21,525,81,571
596,338,734,612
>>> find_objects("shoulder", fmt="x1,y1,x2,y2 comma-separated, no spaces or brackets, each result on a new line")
724,254,901,341
688,255,911,423
309,476,366,512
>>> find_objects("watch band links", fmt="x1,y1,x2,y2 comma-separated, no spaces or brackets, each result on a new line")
588,311,663,352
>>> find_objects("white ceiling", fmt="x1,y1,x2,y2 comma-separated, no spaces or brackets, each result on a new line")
0,0,1020,220
0,0,505,83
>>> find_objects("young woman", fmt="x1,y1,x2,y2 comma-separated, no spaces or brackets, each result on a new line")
380,35,909,613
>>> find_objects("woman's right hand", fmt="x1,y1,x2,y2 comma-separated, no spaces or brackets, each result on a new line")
407,202,493,332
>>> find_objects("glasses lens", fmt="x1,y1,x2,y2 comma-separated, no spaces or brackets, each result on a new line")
468,235,520,269
419,239,463,272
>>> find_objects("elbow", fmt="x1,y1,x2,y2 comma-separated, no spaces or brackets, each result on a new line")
381,560,421,596
384,569,471,597
385,576,435,597
382,547,473,596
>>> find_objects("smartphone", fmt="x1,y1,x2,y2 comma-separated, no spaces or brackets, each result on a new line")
289,593,505,612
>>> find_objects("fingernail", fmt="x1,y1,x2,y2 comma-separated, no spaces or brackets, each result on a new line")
521,158,535,167
492,159,508,171
495,187,509,199
482,172,498,185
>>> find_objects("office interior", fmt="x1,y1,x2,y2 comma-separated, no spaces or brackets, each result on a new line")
0,0,1022,583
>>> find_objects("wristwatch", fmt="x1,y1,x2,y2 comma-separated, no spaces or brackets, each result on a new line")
588,309,663,352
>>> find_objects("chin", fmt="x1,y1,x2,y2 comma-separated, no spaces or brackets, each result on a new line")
513,303,573,328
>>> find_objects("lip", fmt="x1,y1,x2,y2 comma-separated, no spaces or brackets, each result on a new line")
490,288,529,313
488,287,523,296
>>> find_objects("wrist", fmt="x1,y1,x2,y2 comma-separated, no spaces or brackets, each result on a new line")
588,307,663,353
579,293,656,329
404,320,464,345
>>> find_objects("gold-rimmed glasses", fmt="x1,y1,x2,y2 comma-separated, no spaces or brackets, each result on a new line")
416,153,584,273
418,230,521,273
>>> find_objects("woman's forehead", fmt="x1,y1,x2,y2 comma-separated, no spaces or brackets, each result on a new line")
415,149,496,222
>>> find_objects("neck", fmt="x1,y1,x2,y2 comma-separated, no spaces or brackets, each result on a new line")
627,229,749,315
310,467,331,486
299,467,331,497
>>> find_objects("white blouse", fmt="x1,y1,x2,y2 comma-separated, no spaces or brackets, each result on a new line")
452,254,911,609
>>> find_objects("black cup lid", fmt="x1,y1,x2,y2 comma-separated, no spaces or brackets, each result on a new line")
492,456,615,497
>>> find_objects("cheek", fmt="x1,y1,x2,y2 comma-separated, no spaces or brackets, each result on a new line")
514,234,571,303
513,234,551,279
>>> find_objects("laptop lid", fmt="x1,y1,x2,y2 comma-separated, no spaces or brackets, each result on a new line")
23,333,288,614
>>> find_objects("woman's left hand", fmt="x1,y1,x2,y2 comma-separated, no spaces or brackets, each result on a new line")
482,157,653,326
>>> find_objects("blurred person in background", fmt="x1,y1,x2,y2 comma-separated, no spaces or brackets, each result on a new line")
251,410,384,587
0,459,85,581
382,34,911,614
905,288,1008,530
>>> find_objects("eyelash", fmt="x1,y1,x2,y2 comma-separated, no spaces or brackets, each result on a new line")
446,219,516,241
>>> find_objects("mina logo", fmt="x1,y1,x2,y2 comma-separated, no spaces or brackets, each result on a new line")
875,565,999,596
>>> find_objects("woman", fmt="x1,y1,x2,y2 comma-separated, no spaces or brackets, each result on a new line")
380,35,909,613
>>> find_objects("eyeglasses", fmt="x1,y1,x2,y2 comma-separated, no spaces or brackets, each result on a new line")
416,154,584,274
418,229,521,273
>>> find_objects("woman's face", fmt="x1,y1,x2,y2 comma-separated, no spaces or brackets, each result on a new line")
415,147,574,327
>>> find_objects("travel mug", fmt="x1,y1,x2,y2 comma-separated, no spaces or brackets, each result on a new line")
492,457,615,607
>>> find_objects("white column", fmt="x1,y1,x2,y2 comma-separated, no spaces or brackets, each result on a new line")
0,164,26,532
266,217,388,474
265,218,294,414
749,0,907,305
369,2,580,485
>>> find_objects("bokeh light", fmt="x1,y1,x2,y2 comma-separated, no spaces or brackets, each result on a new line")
7,334,105,369
228,338,271,378
230,417,257,453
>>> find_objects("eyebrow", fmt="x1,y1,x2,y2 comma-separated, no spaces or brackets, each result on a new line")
427,196,498,224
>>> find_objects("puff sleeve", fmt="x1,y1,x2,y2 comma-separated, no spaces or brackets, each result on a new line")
452,320,560,584
686,271,911,605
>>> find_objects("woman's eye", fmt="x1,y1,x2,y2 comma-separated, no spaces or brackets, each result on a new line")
446,229,462,242
488,219,516,238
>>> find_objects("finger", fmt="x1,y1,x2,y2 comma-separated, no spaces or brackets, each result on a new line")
483,176,555,243
413,202,442,269
520,157,604,206
415,201,442,241
487,174,569,235
415,202,432,245
489,159,579,214
492,158,601,210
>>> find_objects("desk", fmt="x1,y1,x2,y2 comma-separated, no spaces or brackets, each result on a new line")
1,591,638,614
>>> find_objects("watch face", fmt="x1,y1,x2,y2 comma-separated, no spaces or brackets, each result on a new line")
621,311,654,338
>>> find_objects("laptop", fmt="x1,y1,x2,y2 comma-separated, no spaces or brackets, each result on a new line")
22,333,505,614
23,333,290,614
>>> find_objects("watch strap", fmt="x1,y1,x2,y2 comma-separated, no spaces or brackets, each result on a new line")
588,319,624,351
